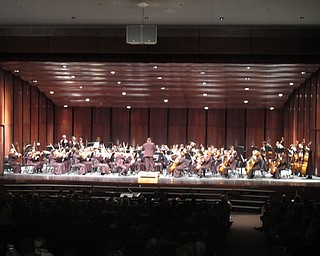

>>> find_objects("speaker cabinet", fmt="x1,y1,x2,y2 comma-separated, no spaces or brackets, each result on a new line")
126,25,157,45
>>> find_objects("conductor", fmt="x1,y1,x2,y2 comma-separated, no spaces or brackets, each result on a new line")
142,137,156,171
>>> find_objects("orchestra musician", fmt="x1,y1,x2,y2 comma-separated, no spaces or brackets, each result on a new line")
194,150,212,178
60,135,69,148
245,149,262,179
271,138,286,179
212,147,223,175
25,143,44,173
167,149,189,178
8,143,22,173
115,151,129,176
92,148,110,175
49,149,66,175
71,149,87,175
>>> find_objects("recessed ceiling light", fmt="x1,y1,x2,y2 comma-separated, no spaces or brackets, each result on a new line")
153,66,158,69
110,71,116,74
144,16,149,21
49,91,54,94
289,82,294,85
244,100,249,104
270,106,275,110
203,93,208,96
219,17,224,21
122,91,127,95
246,66,251,70
71,16,76,20
161,87,166,90
245,87,250,91
244,77,251,80
157,76,162,80
204,106,209,110
117,81,121,85
79,86,83,89
13,69,19,73
301,71,306,75
70,75,75,79
63,104,68,108
164,99,168,103
200,71,205,75
300,16,305,20
85,98,90,102
202,82,207,85
32,80,38,83
127,105,131,109
278,93,283,97
62,65,67,68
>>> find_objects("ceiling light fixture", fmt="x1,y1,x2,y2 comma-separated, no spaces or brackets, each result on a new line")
270,106,275,110
63,105,68,108
117,81,121,85
110,71,116,74
13,69,19,73
204,106,209,110
157,76,162,80
202,82,207,85
164,99,168,103
85,98,90,102
244,100,249,104
203,93,208,96
153,66,158,69
122,91,127,95
219,17,224,21
278,93,283,97
245,87,250,91
127,105,131,109
49,91,54,94
301,71,306,75
79,86,83,89
161,87,166,90
246,66,251,70
200,71,205,75
62,65,67,68
244,77,251,80
289,82,294,85
32,80,38,83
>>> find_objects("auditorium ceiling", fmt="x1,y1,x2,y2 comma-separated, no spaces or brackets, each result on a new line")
1,0,320,109
1,61,319,109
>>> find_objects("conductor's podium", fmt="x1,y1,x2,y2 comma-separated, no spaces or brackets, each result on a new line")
138,171,160,184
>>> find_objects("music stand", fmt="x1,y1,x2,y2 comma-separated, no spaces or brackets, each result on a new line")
236,145,246,177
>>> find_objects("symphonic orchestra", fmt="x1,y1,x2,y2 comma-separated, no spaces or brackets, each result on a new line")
5,135,313,179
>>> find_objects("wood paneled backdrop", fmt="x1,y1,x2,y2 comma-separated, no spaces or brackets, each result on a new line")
1,68,320,176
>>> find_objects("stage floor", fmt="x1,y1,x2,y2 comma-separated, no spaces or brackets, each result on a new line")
2,170,320,189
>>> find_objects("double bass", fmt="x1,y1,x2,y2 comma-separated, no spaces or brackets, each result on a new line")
301,142,311,176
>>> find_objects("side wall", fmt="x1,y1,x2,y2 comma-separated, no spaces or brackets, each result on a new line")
284,69,320,176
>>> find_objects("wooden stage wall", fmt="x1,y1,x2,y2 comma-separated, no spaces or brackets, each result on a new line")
1,68,320,175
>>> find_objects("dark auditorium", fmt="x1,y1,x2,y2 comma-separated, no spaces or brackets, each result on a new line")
1,1,320,256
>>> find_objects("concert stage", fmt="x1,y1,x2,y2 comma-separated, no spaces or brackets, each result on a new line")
1,171,320,212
